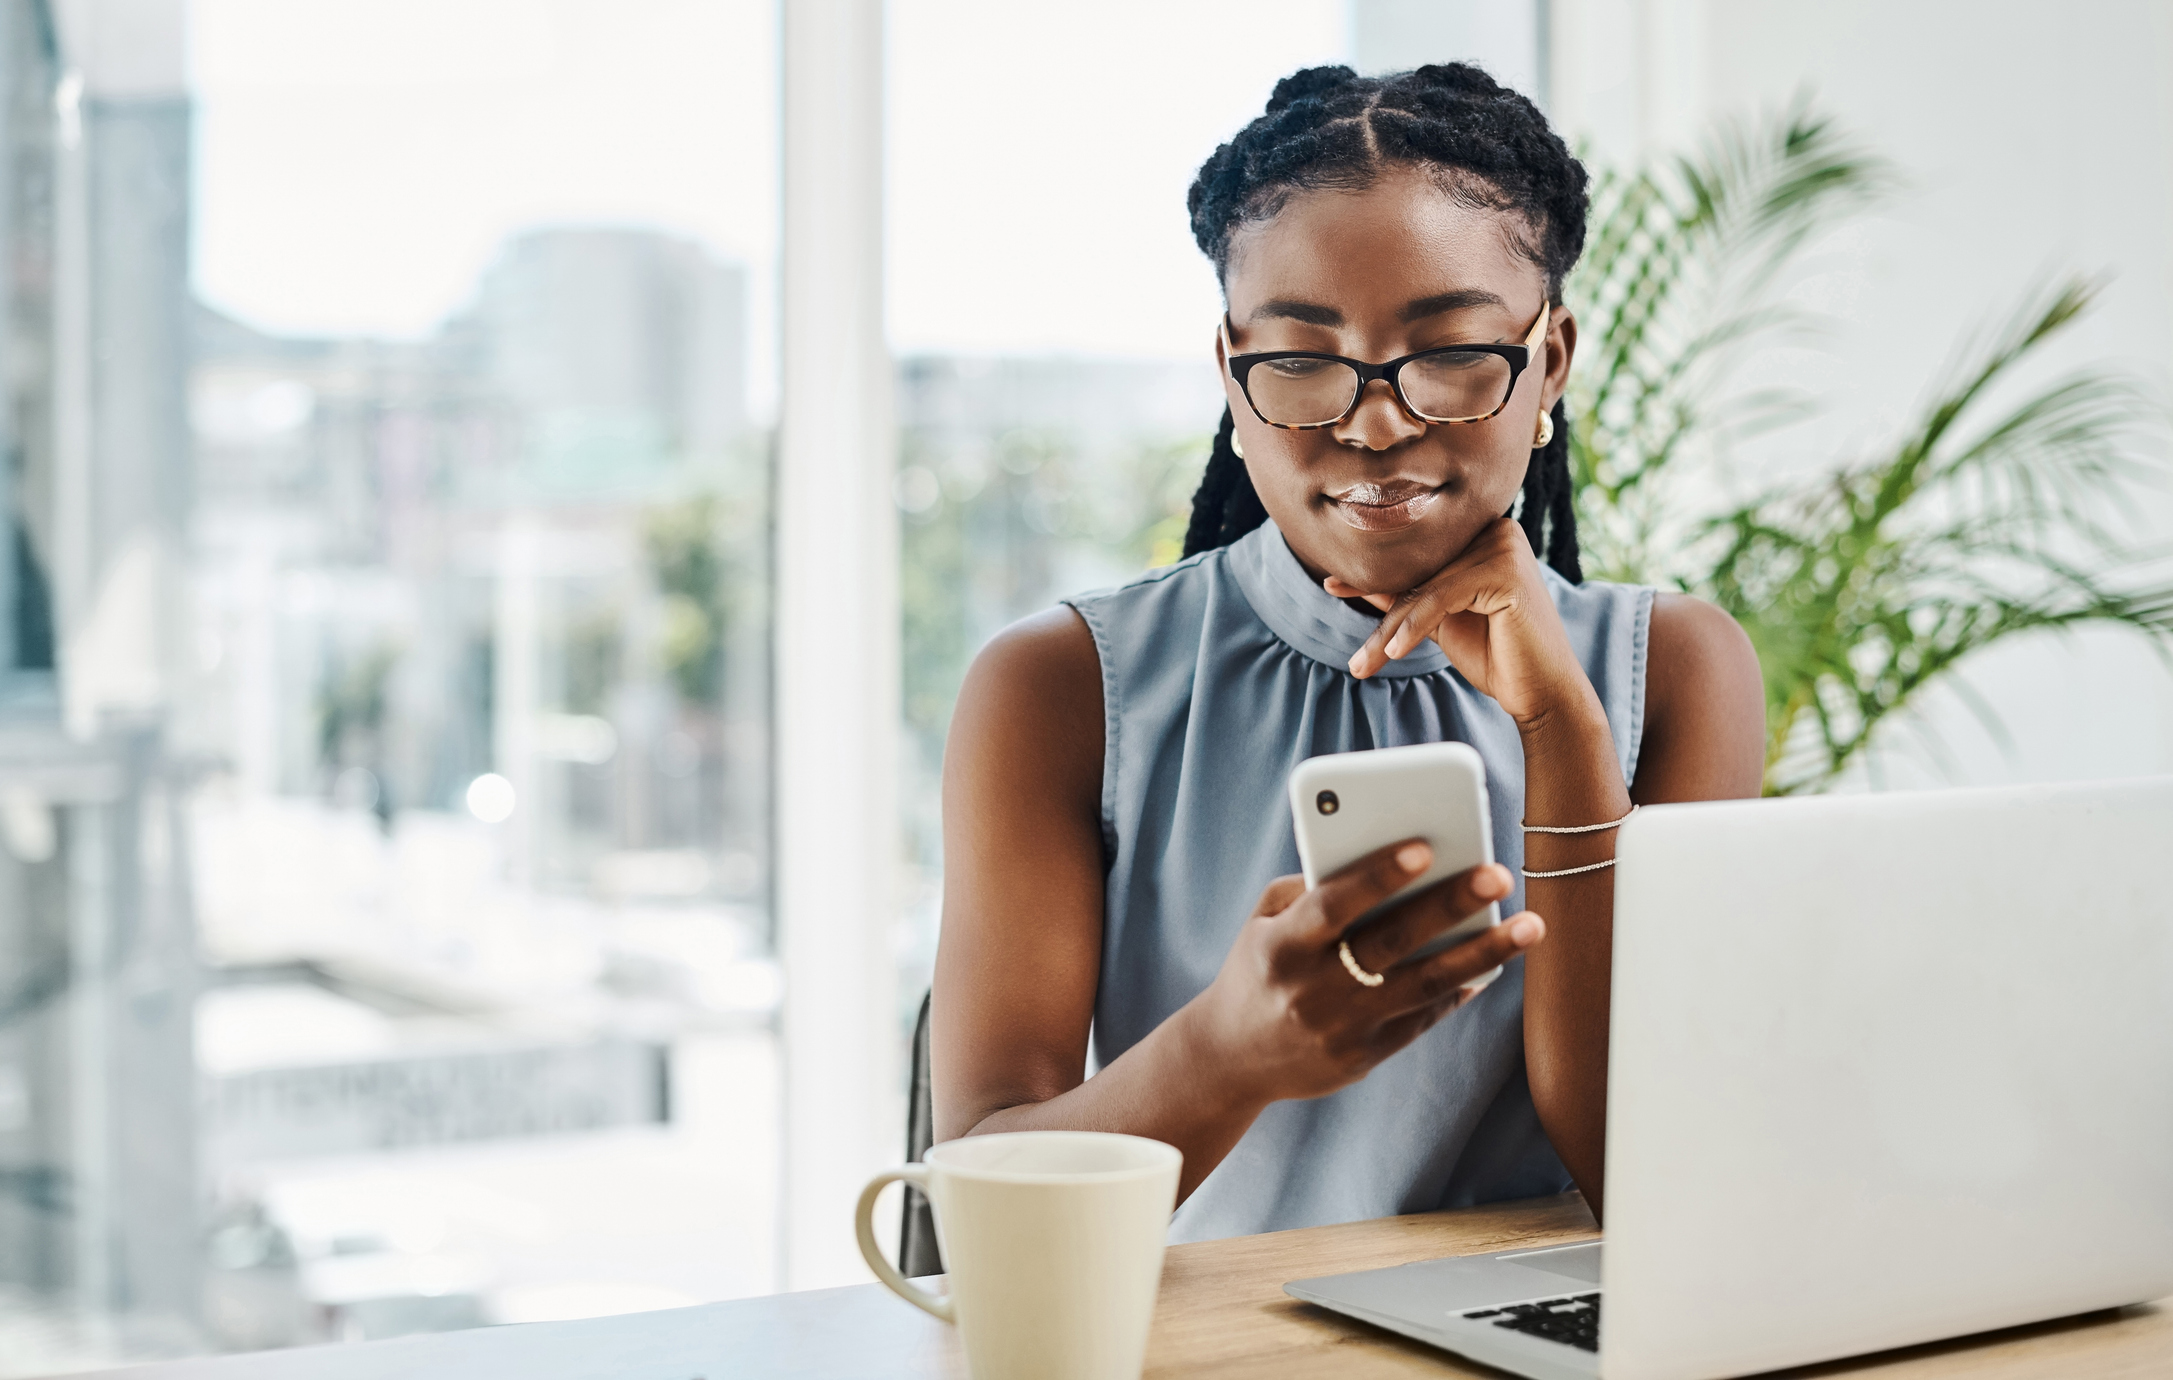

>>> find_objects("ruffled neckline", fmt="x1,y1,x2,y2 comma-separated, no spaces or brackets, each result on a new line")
1224,521,1452,679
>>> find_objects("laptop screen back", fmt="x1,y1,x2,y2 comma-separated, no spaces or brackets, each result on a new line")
1600,779,2173,1380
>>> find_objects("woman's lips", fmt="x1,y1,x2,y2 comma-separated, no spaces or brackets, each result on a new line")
1326,480,1440,532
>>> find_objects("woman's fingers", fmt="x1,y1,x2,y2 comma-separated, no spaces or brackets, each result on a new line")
1346,590,1421,679
1349,573,1482,678
1367,992,1465,1053
1331,526,1528,679
1292,838,1434,940
1320,576,1393,611
1324,576,1449,679
1344,863,1514,973
1377,910,1545,1018
1253,873,1308,918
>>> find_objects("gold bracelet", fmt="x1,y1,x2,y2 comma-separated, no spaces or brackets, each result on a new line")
1522,858,1617,879
1522,803,1638,835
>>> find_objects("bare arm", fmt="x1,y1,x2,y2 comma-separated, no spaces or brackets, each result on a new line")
933,606,1543,1203
929,608,1109,1146
1518,593,1765,1220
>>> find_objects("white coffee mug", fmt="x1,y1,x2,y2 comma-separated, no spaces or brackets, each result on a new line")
854,1130,1182,1380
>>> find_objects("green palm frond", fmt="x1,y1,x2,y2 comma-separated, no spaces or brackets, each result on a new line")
1571,106,2173,794
1705,282,2173,792
1565,99,1896,585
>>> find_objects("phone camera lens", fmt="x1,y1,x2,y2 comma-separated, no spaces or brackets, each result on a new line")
1316,790,1339,815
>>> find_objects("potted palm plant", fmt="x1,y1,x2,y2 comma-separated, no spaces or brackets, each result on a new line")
1566,104,2173,793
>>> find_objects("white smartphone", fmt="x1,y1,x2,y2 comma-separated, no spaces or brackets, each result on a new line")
1287,741,1503,987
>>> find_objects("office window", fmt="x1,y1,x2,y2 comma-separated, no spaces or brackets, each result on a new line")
0,1,783,1367
885,0,1351,1004
0,0,53,701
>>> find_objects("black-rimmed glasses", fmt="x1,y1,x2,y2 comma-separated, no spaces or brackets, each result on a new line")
1222,303,1550,429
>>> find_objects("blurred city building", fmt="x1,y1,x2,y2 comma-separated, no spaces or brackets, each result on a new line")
180,226,780,1349
0,0,202,1368
188,227,763,885
2,0,786,1360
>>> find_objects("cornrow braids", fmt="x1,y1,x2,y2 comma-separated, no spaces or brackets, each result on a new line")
1181,407,1267,558
1180,63,1588,581
1518,399,1581,582
1188,63,1588,297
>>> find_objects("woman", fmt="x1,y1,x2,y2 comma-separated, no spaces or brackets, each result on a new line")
932,64,1765,1240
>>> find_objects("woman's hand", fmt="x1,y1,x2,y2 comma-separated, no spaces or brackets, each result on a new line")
1326,517,1595,731
1180,840,1546,1106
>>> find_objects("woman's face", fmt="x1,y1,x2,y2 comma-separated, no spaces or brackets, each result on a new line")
1217,166,1576,594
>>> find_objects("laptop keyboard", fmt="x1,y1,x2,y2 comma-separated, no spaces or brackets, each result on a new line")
1461,1292,1601,1352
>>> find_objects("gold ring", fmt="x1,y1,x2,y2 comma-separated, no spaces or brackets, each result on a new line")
1338,939,1385,988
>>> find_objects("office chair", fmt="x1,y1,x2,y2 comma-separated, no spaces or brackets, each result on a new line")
899,989,943,1277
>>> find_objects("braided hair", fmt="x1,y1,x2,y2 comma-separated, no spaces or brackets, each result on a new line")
1180,63,1586,583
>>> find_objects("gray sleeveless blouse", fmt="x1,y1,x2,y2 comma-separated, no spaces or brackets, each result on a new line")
1063,519,1652,1244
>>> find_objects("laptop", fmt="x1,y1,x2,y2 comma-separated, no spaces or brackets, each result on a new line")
1287,777,2173,1380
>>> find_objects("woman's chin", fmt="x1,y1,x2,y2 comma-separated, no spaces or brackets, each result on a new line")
1299,515,1487,597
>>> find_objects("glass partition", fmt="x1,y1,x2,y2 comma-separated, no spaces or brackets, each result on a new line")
0,1,782,1368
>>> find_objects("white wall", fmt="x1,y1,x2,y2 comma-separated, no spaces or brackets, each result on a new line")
1350,0,1543,94
1553,0,2173,787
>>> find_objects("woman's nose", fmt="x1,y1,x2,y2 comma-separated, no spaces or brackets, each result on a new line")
1332,378,1427,452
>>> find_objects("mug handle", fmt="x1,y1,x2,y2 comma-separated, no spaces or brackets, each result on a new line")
855,1165,955,1322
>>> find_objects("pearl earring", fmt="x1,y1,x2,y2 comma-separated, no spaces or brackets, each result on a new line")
1533,410,1555,449
1231,432,1246,460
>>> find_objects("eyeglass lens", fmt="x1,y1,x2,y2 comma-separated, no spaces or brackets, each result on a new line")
1246,351,1513,426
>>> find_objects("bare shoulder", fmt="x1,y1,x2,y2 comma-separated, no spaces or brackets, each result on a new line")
957,606,1102,735
963,604,1100,693
1636,593,1765,800
948,605,1104,805
1647,593,1758,688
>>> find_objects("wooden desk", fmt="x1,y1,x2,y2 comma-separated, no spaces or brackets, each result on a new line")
73,1196,2170,1380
